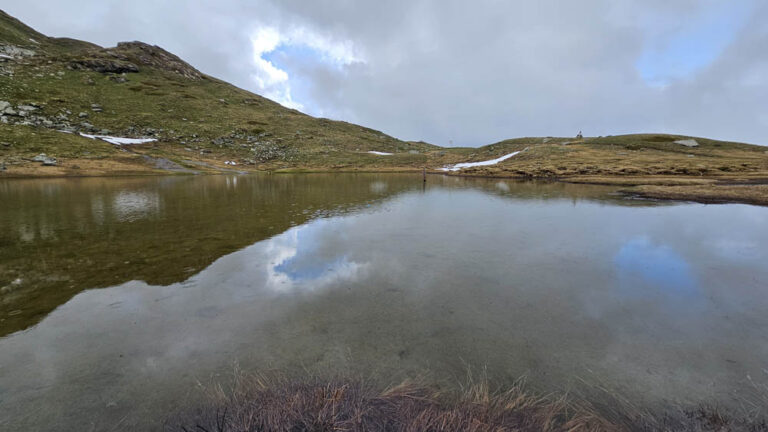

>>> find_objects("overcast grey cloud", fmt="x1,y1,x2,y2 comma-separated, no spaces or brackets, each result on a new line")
4,0,766,146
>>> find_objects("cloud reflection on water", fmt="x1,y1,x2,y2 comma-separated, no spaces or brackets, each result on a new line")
265,220,369,292
112,191,161,222
614,236,698,299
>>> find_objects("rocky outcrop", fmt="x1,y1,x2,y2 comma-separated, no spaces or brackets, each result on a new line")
674,139,699,147
32,154,57,166
64,42,204,79
0,99,108,134
0,44,36,59
69,58,140,74
108,42,204,80
0,100,13,115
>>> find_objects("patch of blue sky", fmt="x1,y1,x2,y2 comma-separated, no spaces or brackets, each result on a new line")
636,2,754,86
263,44,311,66
274,254,348,281
261,42,349,116
272,221,349,282
263,43,350,71
614,236,698,299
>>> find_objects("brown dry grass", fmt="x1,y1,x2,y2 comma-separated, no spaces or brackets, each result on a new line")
167,372,768,432
560,176,718,187
170,374,613,432
0,153,162,177
631,184,768,206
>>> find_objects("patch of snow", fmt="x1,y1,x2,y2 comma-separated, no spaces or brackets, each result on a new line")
674,139,699,147
0,54,12,59
79,133,156,145
29,38,40,44
225,161,237,166
440,151,522,171
368,151,393,156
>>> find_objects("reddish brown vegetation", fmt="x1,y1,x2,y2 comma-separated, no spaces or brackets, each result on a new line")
167,374,767,432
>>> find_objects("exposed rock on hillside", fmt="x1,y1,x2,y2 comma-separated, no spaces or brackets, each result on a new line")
65,42,201,78
31,153,56,165
0,44,36,59
70,58,139,74
107,42,203,80
674,139,699,147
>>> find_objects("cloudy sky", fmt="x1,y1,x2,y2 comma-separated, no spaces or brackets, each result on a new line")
6,1,767,146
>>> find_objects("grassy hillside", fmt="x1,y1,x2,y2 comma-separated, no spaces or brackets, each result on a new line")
0,9,436,177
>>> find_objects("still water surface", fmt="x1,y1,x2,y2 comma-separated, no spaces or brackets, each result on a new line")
1,174,767,430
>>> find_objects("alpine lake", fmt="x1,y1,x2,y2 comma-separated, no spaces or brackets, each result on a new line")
1,173,767,430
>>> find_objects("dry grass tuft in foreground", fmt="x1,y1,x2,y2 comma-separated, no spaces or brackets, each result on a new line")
166,373,767,432
169,375,608,432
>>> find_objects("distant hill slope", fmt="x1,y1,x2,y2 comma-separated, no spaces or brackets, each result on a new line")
439,134,768,178
0,9,436,176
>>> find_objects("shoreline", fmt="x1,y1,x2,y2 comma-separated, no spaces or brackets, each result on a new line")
4,165,768,206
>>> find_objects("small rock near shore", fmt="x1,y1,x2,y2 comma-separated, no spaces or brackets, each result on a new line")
32,153,57,166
